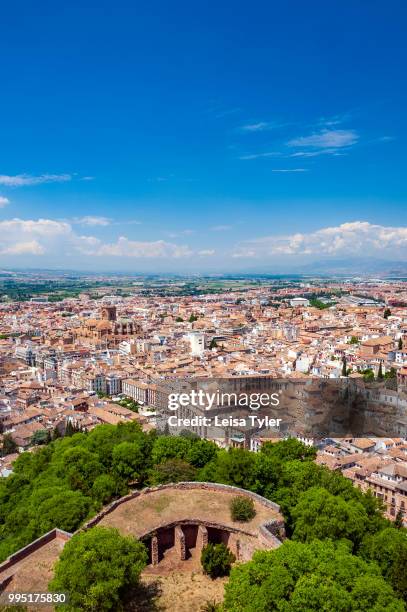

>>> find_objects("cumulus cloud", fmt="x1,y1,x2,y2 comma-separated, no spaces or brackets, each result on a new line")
1,241,45,255
232,221,407,258
0,174,72,186
287,129,358,150
0,218,73,256
0,218,196,259
0,218,71,237
198,249,216,256
0,196,10,207
81,237,193,258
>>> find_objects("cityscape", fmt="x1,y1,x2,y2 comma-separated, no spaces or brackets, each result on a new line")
0,272,407,609
1,0,407,610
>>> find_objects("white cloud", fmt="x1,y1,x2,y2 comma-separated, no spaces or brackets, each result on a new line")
0,218,71,237
198,249,216,256
232,221,407,258
271,168,309,173
239,152,280,160
82,237,193,258
0,218,194,259
0,196,10,207
73,216,112,226
287,129,358,149
0,174,72,187
240,122,269,132
290,149,345,158
1,241,45,255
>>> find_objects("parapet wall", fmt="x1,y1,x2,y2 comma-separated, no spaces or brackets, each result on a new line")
82,481,282,531
0,528,72,589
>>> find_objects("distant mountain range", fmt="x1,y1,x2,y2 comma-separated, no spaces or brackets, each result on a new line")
238,258,407,277
296,258,407,276
2,258,407,278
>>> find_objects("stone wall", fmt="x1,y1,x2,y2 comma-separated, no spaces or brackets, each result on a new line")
174,526,186,561
82,481,282,531
0,528,72,586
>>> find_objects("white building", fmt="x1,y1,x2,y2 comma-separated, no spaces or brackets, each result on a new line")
290,297,310,307
188,331,205,357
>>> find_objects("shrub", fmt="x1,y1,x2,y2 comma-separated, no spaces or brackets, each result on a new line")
201,543,236,578
230,495,256,522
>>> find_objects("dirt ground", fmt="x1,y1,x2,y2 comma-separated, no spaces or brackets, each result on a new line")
98,486,277,538
133,569,227,611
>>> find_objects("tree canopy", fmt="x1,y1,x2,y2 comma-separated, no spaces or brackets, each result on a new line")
0,426,405,609
223,540,405,611
49,527,147,611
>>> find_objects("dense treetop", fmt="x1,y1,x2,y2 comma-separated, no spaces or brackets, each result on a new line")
50,526,147,611
0,426,405,607
224,540,405,612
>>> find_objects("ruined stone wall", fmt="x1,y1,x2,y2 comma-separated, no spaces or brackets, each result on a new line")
82,481,282,531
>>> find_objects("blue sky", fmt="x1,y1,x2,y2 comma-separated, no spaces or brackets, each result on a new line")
0,0,406,271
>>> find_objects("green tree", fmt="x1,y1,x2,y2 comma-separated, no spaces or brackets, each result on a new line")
342,357,347,377
92,474,120,504
223,539,405,612
151,436,191,464
261,438,316,462
112,442,146,483
30,429,51,446
49,527,147,611
64,421,78,437
378,363,384,379
52,426,62,440
1,434,18,456
149,458,197,484
360,527,407,601
56,446,103,494
362,369,375,382
85,424,121,468
199,448,257,490
201,543,235,579
97,391,109,399
399,337,403,350
186,439,218,468
291,487,368,548
209,338,218,349
395,510,404,529
384,308,391,319
230,496,256,522
36,489,92,534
